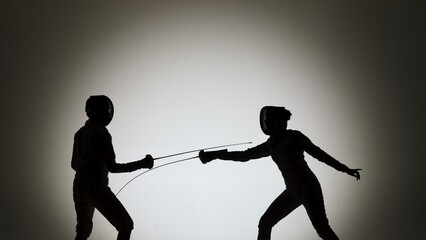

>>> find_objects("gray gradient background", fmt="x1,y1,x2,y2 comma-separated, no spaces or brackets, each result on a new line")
1,1,424,239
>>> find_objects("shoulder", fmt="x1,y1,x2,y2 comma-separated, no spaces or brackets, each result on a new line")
74,126,86,139
287,129,310,143
287,129,304,137
93,125,111,139
78,123,111,139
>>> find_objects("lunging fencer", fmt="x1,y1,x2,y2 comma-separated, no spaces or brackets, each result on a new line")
199,106,361,240
71,95,154,240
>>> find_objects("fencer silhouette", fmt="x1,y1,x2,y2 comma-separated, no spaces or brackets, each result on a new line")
71,95,154,240
199,106,361,240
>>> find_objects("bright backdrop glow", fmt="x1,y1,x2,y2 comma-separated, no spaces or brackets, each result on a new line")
2,1,425,240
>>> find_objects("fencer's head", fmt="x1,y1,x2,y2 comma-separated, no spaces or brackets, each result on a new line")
85,95,114,126
260,106,292,135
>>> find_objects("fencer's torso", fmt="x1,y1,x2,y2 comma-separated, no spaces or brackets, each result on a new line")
72,121,115,187
266,130,320,193
226,129,348,195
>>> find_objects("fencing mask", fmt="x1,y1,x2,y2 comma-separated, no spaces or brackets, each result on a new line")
85,95,114,126
260,106,292,135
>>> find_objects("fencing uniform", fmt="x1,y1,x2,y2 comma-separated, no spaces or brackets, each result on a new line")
216,130,349,240
72,119,152,239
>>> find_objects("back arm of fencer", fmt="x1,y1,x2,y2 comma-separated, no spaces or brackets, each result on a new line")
71,133,81,171
71,127,90,172
218,142,270,162
300,132,350,172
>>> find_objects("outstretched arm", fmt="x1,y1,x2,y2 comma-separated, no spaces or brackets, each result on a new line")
301,133,361,180
107,155,154,173
199,142,269,164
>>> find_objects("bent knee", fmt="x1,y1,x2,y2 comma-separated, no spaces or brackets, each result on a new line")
116,217,134,232
258,217,273,231
124,218,134,230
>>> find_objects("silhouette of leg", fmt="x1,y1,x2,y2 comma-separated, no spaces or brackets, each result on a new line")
257,190,301,240
90,186,134,240
117,230,132,240
301,185,339,240
73,181,95,240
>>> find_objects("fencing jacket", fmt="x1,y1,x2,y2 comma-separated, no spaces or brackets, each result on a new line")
218,130,350,195
72,121,147,187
